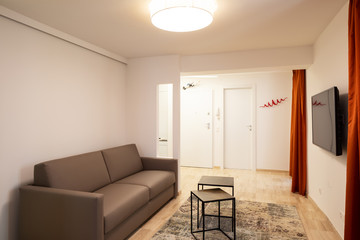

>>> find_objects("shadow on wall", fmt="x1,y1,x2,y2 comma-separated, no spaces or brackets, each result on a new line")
339,93,348,151
8,188,18,240
4,165,34,240
1,188,19,240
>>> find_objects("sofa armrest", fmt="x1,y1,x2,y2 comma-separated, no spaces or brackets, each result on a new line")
141,157,178,197
19,185,104,240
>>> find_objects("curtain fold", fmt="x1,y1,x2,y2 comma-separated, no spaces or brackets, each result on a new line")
344,0,360,239
289,69,307,196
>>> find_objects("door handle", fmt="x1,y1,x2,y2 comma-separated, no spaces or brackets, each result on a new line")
246,125,252,131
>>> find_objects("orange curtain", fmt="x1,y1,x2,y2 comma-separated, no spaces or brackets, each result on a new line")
344,0,360,239
289,69,307,196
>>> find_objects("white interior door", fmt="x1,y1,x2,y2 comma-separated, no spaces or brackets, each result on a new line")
224,88,253,169
157,84,173,158
181,89,212,168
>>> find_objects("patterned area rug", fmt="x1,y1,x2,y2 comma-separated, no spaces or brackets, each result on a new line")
152,198,307,240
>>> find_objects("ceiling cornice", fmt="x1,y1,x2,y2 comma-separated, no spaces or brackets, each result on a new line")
0,6,128,64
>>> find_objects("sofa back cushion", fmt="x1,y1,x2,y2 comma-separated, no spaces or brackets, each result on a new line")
102,144,143,182
34,151,111,192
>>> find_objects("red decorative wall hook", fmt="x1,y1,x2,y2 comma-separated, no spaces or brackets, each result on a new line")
259,97,287,108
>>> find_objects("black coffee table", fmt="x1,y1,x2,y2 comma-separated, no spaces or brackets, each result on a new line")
190,188,236,239
198,176,234,196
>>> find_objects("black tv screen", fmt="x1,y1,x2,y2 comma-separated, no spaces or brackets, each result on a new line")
311,87,342,156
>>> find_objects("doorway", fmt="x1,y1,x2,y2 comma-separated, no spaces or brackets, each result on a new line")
223,87,255,170
157,84,173,158
179,76,257,170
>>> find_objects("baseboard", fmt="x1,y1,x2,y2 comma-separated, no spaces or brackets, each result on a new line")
307,195,343,239
256,168,289,174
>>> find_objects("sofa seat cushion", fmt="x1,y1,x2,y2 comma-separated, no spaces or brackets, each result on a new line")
115,170,175,200
94,183,149,233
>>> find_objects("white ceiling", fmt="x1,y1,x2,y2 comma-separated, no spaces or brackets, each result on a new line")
0,0,347,59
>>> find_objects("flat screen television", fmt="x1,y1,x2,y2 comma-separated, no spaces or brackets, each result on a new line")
311,87,342,156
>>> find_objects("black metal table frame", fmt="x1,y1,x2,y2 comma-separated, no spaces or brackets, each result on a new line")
190,191,236,240
197,176,235,231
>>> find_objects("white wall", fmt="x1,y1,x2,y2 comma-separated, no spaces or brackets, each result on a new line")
181,71,292,171
125,46,312,163
126,55,181,159
0,16,128,240
306,2,348,238
181,46,313,73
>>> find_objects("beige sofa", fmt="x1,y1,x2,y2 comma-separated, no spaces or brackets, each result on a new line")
19,144,178,240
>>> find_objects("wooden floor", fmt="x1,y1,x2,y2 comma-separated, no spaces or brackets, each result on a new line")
129,167,342,240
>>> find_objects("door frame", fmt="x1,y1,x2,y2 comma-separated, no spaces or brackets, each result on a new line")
156,83,173,158
221,84,257,171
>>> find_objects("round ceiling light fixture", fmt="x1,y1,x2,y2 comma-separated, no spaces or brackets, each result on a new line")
149,0,217,32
